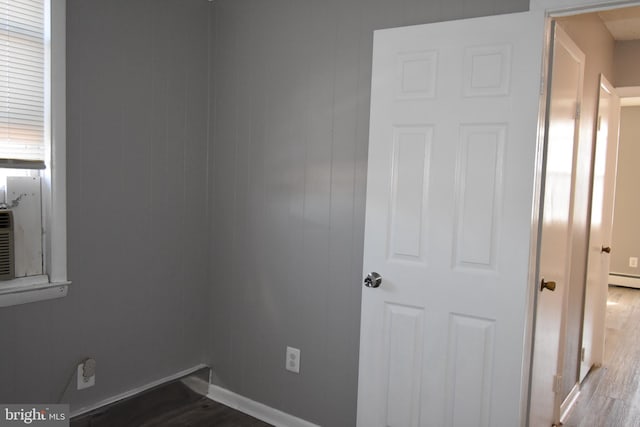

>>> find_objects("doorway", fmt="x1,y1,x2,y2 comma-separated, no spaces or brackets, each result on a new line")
355,4,640,426
609,99,640,289
540,6,640,424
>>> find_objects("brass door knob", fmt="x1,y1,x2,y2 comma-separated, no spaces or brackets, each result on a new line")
541,278,556,292
602,246,611,254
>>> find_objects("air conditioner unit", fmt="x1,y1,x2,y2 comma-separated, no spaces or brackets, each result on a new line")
0,210,15,280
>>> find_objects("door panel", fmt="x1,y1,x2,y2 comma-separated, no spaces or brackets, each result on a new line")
357,11,545,427
389,126,432,262
454,124,505,269
529,23,585,427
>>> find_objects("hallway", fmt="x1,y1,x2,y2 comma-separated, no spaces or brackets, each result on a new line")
565,285,640,426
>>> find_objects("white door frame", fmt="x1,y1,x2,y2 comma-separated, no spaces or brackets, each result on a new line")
617,86,640,100
524,1,640,425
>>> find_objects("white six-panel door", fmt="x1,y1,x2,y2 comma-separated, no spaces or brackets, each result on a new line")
357,11,546,427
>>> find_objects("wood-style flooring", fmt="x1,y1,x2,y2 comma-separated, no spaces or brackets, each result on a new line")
70,380,272,427
564,285,640,426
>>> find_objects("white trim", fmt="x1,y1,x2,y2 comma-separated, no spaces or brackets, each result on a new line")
46,0,68,285
0,275,58,294
70,364,209,418
616,86,640,98
560,383,580,423
0,0,69,308
0,281,68,307
609,274,640,288
620,97,640,106
523,13,554,427
180,375,210,396
207,384,320,427
530,0,640,14
617,86,640,106
0,275,69,307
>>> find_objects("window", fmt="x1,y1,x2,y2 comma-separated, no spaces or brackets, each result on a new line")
1,0,46,168
0,0,68,307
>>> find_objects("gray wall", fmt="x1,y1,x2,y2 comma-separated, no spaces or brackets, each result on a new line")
611,106,640,276
0,0,534,423
0,0,211,411
207,0,529,426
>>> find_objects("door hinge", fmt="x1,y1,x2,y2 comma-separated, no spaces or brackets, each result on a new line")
575,102,581,120
581,347,586,362
553,374,562,393
597,115,602,131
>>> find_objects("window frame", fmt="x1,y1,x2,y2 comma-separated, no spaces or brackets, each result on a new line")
0,0,69,307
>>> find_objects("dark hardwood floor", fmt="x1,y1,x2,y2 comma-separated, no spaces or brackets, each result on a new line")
564,285,640,426
71,380,272,427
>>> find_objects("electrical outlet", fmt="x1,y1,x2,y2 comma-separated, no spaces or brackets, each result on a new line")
286,346,300,374
630,257,638,268
77,358,96,390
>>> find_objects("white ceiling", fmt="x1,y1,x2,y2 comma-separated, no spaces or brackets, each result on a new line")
598,7,640,41
595,7,640,105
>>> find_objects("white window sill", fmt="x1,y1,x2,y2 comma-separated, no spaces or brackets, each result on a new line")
0,275,70,307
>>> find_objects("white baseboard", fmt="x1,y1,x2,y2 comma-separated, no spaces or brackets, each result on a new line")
609,274,640,289
70,363,209,418
560,382,580,424
207,384,320,427
181,375,210,395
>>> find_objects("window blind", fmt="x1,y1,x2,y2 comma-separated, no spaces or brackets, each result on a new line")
0,0,45,169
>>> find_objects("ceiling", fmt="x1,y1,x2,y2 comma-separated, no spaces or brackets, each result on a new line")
592,6,640,106
598,6,640,41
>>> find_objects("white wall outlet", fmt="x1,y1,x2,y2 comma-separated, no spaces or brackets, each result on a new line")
286,346,300,374
77,358,96,390
630,257,638,268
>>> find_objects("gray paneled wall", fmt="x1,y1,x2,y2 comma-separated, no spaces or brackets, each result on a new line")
0,0,532,423
0,0,210,411
208,0,529,425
